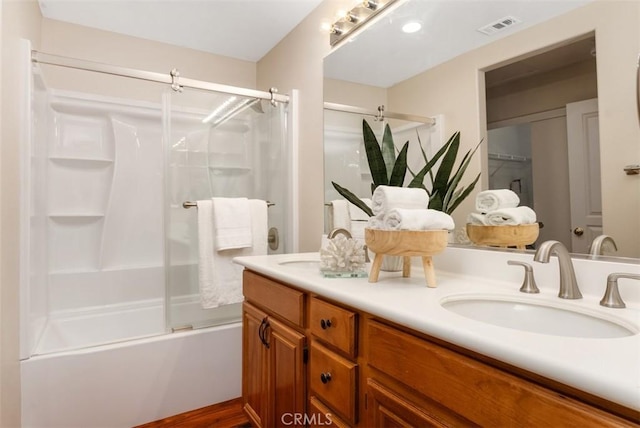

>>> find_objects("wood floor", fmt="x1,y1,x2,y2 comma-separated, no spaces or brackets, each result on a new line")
136,397,251,428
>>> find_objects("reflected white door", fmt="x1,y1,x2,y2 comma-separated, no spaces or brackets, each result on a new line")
566,98,602,253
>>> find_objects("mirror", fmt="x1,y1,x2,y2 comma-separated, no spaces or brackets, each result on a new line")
323,0,640,259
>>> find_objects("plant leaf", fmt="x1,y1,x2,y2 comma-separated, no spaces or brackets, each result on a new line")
446,172,481,214
381,123,396,179
362,119,388,186
432,131,460,197
388,142,409,186
407,133,455,188
331,181,373,217
444,140,483,211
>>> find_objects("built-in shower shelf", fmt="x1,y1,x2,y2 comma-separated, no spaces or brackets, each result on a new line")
49,157,114,165
208,166,251,174
48,214,105,219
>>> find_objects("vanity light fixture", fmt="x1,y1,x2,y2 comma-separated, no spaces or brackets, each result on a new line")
329,0,401,47
402,21,422,34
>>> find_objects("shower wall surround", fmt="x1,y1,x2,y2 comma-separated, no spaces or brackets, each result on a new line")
24,72,291,356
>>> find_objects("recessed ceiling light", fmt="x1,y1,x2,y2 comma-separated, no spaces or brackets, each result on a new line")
402,21,422,34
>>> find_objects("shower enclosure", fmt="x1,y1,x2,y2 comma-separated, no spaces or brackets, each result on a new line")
20,48,296,358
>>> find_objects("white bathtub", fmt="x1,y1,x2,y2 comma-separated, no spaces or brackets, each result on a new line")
21,322,242,427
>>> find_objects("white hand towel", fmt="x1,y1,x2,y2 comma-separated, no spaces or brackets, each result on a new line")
371,185,429,216
197,200,216,307
348,199,371,221
212,197,252,250
485,206,537,226
201,199,268,309
367,215,385,230
329,199,351,232
475,189,520,213
467,212,488,225
384,208,455,231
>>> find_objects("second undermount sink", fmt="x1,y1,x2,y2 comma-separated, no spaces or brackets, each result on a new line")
441,296,637,339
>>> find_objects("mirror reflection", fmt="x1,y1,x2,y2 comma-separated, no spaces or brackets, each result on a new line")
323,0,640,258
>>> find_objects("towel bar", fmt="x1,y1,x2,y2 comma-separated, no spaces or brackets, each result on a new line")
182,200,274,209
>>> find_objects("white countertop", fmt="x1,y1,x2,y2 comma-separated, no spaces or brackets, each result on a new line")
235,246,640,413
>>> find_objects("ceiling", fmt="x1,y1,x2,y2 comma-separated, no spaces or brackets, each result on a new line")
38,0,595,86
38,0,325,62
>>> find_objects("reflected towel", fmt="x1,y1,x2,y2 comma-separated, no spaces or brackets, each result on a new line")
201,199,268,309
475,189,520,213
384,208,455,231
485,206,537,226
212,197,252,250
329,199,351,232
467,212,488,225
348,199,371,221
371,186,429,216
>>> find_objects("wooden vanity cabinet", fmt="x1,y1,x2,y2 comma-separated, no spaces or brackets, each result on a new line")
242,271,306,428
242,270,638,427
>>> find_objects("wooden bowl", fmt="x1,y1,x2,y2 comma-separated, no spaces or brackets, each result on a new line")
466,223,539,249
364,228,449,256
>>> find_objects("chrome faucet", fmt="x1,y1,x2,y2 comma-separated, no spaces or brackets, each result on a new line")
589,235,618,256
600,273,640,308
533,240,582,299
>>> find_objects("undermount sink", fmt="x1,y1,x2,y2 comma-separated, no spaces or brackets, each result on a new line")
441,296,637,339
278,260,320,269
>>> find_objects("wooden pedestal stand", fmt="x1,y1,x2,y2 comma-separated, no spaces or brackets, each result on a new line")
466,223,539,250
364,229,449,288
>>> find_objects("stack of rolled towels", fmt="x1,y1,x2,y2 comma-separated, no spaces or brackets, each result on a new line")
367,185,455,231
467,189,536,226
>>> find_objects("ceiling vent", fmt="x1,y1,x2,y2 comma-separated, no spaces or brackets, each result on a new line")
477,16,521,36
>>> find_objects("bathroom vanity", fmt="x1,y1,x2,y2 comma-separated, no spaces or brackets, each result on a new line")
235,247,640,427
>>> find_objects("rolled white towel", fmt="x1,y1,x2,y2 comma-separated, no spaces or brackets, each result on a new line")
367,215,385,230
485,206,537,226
475,189,520,213
371,185,429,216
384,208,455,231
467,212,488,225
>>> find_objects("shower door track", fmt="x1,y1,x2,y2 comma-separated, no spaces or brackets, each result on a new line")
324,101,435,126
31,50,290,103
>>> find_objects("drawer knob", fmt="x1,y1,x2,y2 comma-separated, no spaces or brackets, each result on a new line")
320,319,333,329
320,372,332,384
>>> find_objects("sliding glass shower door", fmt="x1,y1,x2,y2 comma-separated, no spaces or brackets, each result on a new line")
164,87,289,331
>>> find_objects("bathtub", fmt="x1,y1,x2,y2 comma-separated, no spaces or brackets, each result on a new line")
21,322,242,427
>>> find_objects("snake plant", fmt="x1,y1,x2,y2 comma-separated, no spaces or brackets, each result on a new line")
331,119,481,216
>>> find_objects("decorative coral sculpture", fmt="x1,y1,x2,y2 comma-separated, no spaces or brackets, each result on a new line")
320,234,367,273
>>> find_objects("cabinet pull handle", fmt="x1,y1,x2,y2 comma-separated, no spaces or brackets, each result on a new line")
263,321,271,349
320,319,332,329
320,372,332,384
258,319,266,346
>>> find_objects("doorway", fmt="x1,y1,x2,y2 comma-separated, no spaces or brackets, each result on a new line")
484,35,599,253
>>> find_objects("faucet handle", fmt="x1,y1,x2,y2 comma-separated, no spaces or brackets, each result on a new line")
508,260,540,294
600,273,640,308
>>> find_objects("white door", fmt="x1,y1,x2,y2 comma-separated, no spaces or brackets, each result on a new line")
566,98,602,253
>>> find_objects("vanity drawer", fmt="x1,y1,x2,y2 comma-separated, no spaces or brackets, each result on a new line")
242,270,304,327
310,297,357,357
309,341,358,424
308,396,350,428
367,320,635,427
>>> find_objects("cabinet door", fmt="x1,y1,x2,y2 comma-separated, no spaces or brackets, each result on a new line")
243,302,268,427
366,379,446,428
267,316,306,428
